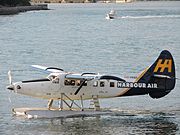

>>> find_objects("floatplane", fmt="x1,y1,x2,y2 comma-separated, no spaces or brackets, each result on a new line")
7,50,176,118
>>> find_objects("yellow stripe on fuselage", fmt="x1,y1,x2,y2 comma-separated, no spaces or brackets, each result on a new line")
116,67,150,97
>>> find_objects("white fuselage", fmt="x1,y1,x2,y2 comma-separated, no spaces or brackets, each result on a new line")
12,72,136,100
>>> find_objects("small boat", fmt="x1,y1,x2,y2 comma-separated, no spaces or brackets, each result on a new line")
106,9,116,20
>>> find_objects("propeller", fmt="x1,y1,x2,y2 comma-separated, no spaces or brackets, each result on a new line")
74,79,87,95
7,70,14,91
8,70,12,84
7,71,14,106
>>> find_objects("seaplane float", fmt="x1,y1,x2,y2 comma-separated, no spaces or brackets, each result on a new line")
7,50,176,118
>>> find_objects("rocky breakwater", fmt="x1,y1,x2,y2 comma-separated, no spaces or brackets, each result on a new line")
0,4,48,15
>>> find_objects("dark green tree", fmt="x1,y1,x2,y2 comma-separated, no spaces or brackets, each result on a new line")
0,0,31,7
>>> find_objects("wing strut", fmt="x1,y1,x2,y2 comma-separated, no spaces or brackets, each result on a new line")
74,79,87,95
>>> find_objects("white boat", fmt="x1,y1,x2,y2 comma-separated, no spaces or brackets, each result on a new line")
106,9,116,20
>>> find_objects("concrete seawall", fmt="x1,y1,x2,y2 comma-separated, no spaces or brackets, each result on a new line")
0,4,48,15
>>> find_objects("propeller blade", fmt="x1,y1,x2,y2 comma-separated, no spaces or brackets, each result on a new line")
8,97,12,103
8,70,12,85
74,79,87,95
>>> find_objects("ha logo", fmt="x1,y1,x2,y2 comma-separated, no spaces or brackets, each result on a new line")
154,59,172,73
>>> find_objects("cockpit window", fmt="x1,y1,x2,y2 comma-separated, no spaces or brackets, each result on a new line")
48,75,56,81
52,77,59,84
48,75,59,84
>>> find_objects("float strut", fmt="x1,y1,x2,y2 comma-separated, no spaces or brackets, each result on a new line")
47,99,53,110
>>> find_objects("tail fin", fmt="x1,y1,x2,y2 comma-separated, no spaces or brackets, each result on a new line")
148,50,175,98
122,50,176,99
141,50,176,98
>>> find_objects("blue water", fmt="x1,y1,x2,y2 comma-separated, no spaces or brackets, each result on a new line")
0,1,180,134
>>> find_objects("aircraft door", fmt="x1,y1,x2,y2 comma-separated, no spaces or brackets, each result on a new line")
48,74,63,94
57,74,64,92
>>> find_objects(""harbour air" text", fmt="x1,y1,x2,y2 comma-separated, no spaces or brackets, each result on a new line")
117,82,158,88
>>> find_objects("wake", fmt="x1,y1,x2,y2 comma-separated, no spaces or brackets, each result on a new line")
120,15,180,19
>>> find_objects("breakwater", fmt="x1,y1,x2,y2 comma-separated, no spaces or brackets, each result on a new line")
0,4,48,15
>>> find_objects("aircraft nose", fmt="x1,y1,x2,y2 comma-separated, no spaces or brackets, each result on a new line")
6,84,14,91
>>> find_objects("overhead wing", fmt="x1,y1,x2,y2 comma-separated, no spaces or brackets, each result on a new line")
65,73,96,80
31,65,64,73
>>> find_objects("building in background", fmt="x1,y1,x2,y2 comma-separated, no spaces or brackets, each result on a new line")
31,0,92,3
31,0,132,3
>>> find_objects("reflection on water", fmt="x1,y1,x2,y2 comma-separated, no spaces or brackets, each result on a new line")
6,112,178,135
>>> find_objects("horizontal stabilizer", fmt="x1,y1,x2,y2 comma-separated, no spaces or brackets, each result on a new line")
153,74,171,79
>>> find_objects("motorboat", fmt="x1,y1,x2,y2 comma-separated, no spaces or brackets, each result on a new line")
106,9,116,19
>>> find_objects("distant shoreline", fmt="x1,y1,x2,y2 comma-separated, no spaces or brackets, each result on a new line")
0,1,179,15
30,0,180,3
0,4,48,15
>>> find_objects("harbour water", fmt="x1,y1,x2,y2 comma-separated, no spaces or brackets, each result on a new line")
0,1,180,134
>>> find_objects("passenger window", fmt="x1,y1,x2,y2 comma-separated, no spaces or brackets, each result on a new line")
65,79,87,86
64,80,70,85
100,81,105,87
80,80,87,86
93,81,98,87
71,80,75,86
64,79,75,86
110,82,115,87
76,80,81,86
